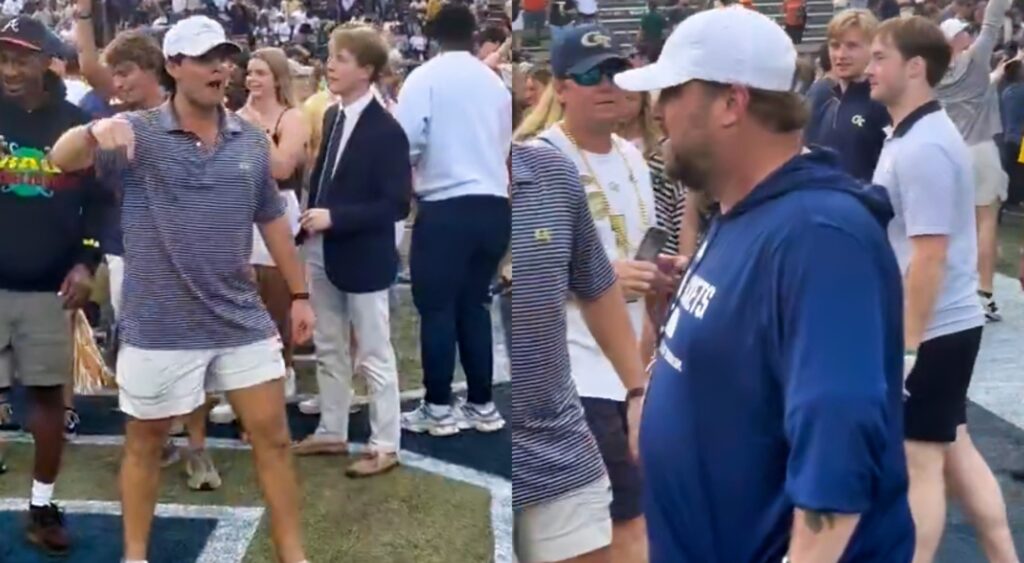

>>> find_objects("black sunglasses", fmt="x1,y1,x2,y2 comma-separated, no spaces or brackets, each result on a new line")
567,60,631,87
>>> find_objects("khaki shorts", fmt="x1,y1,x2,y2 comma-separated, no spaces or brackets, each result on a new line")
970,140,1008,206
0,290,72,389
117,337,285,420
514,476,613,563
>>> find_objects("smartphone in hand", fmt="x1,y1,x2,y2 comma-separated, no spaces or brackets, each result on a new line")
634,226,671,262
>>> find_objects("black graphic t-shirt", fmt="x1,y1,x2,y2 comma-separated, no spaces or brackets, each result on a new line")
0,73,110,292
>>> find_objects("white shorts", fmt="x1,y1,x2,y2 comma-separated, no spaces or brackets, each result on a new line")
970,140,1008,206
116,337,285,420
514,476,613,563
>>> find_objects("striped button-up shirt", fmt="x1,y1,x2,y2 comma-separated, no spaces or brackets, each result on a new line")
96,102,284,350
511,142,616,509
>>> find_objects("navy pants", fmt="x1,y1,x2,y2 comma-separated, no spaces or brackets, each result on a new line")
410,195,510,406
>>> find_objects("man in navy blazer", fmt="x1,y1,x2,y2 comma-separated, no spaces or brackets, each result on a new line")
296,25,411,478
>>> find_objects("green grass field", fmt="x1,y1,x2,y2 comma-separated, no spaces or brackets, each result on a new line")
0,284,495,562
0,443,494,563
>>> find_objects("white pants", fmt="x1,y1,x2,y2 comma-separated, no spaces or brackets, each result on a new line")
307,239,400,453
514,476,613,563
117,337,284,420
106,254,124,321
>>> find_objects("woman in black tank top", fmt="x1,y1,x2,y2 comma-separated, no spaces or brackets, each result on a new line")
234,48,311,406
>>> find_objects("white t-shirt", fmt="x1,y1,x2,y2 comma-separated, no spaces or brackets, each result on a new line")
251,190,302,266
275,21,291,42
538,126,656,401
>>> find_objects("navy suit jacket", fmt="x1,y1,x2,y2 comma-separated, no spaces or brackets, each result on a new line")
306,98,412,293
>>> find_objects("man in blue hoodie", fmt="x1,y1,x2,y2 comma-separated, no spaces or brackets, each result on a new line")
615,7,914,562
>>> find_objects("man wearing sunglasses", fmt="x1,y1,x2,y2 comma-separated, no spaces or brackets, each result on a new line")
49,16,312,563
533,24,666,563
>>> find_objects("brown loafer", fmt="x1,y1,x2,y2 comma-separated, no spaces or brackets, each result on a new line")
345,452,399,478
292,434,348,456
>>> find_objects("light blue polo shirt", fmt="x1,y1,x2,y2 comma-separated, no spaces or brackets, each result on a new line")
871,100,985,342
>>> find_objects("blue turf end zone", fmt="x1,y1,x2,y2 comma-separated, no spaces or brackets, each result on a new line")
0,511,217,562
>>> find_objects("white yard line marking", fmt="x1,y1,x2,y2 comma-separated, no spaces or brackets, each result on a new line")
0,434,512,563
969,273,1024,432
0,498,263,563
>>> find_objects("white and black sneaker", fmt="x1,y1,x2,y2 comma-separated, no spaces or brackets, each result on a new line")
980,291,1002,323
455,399,506,433
401,402,459,437
63,408,80,441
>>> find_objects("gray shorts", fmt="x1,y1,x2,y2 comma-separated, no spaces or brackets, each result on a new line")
0,290,72,388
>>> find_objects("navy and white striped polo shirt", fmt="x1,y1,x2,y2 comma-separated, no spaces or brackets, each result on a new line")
95,102,284,350
511,142,617,509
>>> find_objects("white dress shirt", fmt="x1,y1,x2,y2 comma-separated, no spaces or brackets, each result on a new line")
328,88,375,180
395,51,512,202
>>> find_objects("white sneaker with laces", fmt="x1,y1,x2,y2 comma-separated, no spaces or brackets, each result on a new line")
208,403,237,425
401,402,459,437
455,399,506,432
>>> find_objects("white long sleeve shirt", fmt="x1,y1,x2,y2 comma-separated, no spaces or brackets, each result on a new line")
395,51,512,202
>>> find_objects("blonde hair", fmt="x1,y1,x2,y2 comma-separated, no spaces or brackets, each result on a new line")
616,91,662,158
513,83,563,141
251,47,295,108
827,9,879,41
330,25,390,83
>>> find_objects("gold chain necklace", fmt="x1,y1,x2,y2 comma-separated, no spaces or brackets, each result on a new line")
559,122,650,256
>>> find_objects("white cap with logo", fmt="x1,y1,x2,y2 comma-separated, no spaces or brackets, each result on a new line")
939,18,969,41
163,15,241,58
614,6,797,93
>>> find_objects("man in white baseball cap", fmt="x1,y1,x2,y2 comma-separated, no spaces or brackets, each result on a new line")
936,0,1011,324
47,13,314,563
617,6,914,562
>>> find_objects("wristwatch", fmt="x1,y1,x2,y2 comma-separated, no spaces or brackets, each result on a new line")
291,292,310,301
626,387,645,402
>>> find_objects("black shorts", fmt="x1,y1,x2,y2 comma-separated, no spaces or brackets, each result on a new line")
580,397,643,522
904,326,983,443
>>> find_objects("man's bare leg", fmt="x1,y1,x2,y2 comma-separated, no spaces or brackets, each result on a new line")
227,379,305,563
611,516,647,563
121,417,173,561
976,203,999,295
905,440,948,563
557,546,611,563
27,386,65,485
944,425,1018,563
186,400,213,450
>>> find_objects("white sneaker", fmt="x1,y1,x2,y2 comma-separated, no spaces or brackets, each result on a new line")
284,368,298,403
209,402,237,425
401,402,459,437
298,395,320,415
455,399,506,432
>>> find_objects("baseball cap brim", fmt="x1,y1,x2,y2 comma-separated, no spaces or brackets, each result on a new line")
562,52,627,77
615,61,691,92
168,39,241,58
0,37,42,52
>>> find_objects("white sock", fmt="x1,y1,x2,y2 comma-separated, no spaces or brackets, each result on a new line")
30,480,54,507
